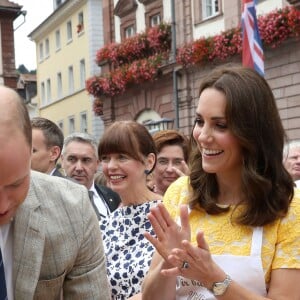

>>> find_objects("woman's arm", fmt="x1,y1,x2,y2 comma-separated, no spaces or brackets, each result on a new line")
142,203,190,299
267,268,300,300
166,232,300,300
142,252,177,300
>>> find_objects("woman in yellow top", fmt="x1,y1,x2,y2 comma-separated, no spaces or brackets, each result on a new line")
142,66,300,299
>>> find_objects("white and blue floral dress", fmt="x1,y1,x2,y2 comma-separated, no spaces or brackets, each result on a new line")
100,200,160,299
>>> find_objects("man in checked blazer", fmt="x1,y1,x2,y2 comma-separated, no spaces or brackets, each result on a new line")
0,86,110,299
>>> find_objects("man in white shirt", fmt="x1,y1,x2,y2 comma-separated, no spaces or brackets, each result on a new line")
61,132,120,220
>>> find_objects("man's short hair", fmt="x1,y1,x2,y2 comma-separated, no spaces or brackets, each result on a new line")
62,132,98,158
31,117,64,151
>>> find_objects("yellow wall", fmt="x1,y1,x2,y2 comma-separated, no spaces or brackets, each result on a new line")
35,3,93,136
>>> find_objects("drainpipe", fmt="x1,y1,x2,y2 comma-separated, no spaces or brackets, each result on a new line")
170,0,179,129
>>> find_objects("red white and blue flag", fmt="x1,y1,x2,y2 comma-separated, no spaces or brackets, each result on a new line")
242,0,264,76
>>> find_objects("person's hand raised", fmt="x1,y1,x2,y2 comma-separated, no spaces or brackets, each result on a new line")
172,160,190,177
144,204,190,266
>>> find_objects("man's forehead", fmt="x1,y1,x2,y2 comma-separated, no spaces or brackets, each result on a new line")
289,147,300,155
66,153,95,159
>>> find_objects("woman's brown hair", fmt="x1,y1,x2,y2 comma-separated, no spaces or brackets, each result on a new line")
98,120,157,172
152,129,189,162
189,66,294,226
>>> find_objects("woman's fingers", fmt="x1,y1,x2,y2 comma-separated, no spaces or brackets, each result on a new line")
180,204,191,240
157,203,177,228
195,231,210,251
149,204,169,231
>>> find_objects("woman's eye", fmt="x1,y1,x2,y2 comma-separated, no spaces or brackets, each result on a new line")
119,155,128,161
216,123,227,129
194,118,204,126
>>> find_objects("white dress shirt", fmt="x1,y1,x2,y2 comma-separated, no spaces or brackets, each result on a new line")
89,182,110,218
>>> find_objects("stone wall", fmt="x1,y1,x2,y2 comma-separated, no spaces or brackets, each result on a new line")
101,36,300,140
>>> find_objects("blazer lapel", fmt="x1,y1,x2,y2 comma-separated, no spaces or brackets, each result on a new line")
13,183,45,299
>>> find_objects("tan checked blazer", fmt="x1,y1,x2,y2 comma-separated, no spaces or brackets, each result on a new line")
12,171,110,300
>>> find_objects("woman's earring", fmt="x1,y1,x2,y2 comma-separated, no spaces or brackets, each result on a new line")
144,169,151,175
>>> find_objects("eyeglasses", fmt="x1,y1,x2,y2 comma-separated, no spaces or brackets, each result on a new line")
157,158,184,167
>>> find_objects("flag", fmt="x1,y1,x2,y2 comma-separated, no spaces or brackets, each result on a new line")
242,0,264,76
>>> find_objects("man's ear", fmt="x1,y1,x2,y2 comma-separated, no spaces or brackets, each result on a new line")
50,146,61,162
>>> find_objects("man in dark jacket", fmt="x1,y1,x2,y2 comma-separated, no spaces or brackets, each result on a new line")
31,117,64,177
61,132,120,220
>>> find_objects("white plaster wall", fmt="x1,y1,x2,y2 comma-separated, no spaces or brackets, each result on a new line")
257,0,284,15
192,0,286,41
163,0,171,22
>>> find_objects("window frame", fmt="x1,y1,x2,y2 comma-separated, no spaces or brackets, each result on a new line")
45,38,50,58
194,0,222,24
39,42,44,62
67,20,73,43
55,29,61,51
77,11,84,34
124,24,136,38
58,120,64,132
80,111,88,133
68,65,74,94
79,59,86,89
144,0,163,28
68,116,75,134
41,82,46,105
57,72,62,99
46,78,51,102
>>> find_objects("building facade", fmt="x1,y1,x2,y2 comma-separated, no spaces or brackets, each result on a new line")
29,0,106,140
0,0,22,88
91,0,300,140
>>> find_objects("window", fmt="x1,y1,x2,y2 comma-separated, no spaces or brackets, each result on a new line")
77,12,84,33
194,0,221,24
58,120,64,131
45,38,50,58
150,14,161,27
68,66,74,93
67,21,72,42
55,30,61,50
69,116,75,134
54,0,63,9
124,25,135,38
46,79,51,102
202,0,220,19
79,59,86,89
41,82,45,105
57,72,62,99
144,0,163,29
80,112,87,133
114,1,137,41
39,43,44,62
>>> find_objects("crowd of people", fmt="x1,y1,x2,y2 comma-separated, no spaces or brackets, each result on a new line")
0,65,299,299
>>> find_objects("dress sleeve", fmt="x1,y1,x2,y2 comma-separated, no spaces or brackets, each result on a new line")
272,189,300,269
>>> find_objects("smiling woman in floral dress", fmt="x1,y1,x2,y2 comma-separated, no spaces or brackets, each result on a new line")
98,120,162,299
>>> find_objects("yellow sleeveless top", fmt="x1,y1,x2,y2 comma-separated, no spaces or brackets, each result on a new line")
163,176,300,283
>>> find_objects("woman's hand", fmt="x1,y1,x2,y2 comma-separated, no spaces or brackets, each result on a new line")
172,160,190,177
144,203,191,268
163,231,226,288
